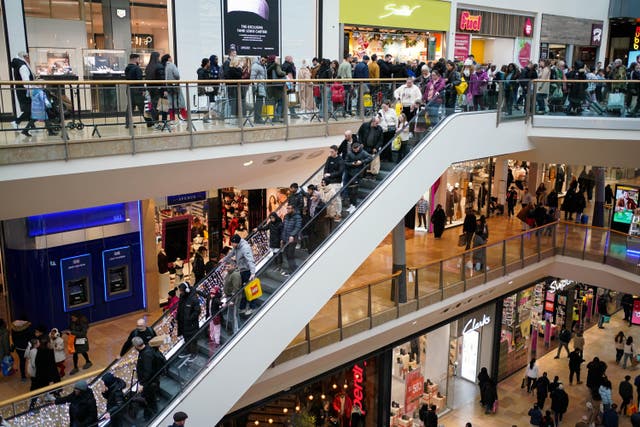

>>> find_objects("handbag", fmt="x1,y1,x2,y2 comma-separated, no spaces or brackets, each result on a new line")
244,278,263,301
67,333,76,354
628,403,638,416
455,76,468,95
1,355,14,376
75,337,87,345
313,85,321,98
157,97,170,112
394,102,403,116
288,92,299,106
602,315,611,323
391,135,402,151
607,92,625,111
363,93,373,108
458,233,466,247
368,156,380,175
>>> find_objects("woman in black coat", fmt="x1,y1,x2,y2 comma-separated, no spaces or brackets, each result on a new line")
68,314,91,374
34,336,60,389
432,204,446,238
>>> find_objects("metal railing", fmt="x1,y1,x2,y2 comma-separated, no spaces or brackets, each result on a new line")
275,221,640,364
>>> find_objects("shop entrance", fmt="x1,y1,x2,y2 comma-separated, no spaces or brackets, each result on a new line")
459,330,480,382
548,44,567,61
471,36,515,66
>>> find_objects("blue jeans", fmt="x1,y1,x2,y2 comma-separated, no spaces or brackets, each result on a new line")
536,93,547,112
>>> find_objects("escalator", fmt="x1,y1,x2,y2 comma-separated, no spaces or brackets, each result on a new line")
14,110,529,426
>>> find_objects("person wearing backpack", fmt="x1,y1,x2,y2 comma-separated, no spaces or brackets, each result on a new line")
133,336,161,421
554,326,572,359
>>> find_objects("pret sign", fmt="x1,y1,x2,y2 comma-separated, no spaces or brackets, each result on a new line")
459,10,482,32
591,23,603,46
524,17,533,36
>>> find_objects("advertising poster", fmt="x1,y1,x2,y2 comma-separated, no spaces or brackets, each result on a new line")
453,33,471,61
223,0,280,56
103,246,132,301
514,38,532,67
404,368,423,413
60,254,93,311
613,185,639,225
633,299,640,325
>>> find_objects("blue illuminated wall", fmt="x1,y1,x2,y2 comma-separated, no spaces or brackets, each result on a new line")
3,202,145,330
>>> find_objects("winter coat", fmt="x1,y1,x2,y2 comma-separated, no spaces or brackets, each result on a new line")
223,270,243,298
34,346,60,386
550,388,569,413
229,239,256,274
164,62,186,109
69,318,89,353
281,212,302,242
30,89,51,121
287,190,305,214
529,407,543,425
258,215,283,249
55,389,98,427
120,326,157,357
266,61,286,98
568,350,584,370
250,61,267,98
357,121,384,153
463,213,477,233
344,149,372,179
599,385,613,405
323,155,345,185
620,380,633,400
102,377,126,413
177,292,201,337
469,70,488,96
423,77,446,104
135,345,158,386
11,320,33,352
0,327,10,357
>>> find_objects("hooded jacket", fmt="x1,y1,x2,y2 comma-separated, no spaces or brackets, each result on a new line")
258,214,283,249
55,388,98,427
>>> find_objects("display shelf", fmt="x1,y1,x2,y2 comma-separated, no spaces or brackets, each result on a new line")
31,47,77,77
83,49,126,76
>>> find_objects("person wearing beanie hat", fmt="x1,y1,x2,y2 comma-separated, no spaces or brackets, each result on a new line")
171,411,188,426
102,372,126,426
55,378,98,426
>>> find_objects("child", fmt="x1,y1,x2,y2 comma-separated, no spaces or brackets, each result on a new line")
22,88,58,137
49,328,66,378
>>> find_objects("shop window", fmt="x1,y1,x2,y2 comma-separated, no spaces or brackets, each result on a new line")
130,0,169,66
84,1,104,49
24,0,82,20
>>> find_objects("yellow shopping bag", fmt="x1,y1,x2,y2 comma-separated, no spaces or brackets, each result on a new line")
363,93,373,108
244,278,263,301
395,102,403,116
262,104,274,118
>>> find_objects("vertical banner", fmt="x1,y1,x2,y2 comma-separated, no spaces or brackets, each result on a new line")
404,369,423,413
514,38,532,68
223,0,280,56
453,33,471,61
633,299,640,325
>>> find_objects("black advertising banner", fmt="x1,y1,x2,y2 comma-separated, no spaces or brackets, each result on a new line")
223,0,280,56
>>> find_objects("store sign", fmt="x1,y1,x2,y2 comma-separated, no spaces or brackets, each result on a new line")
352,362,366,415
591,23,603,46
453,33,471,60
633,300,640,326
223,0,280,56
549,279,572,293
524,17,533,36
167,191,207,206
116,8,126,19
459,10,482,32
379,3,421,19
404,369,423,413
463,314,491,334
634,25,640,50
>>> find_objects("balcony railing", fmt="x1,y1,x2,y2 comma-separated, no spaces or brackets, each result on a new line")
275,221,640,364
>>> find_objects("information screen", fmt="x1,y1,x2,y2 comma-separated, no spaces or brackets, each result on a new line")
613,185,639,225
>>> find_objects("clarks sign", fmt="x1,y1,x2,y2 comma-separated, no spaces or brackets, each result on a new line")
463,314,491,334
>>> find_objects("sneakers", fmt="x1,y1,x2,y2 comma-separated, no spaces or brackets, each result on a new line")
244,309,254,316
82,362,93,370
346,205,356,214
69,368,79,375
178,353,190,359
21,129,32,137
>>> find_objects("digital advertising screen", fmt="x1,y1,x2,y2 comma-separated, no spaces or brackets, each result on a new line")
613,185,639,226
223,0,280,56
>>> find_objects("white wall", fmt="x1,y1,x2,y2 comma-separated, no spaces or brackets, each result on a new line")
173,0,223,80
424,325,450,391
321,0,339,59
281,0,317,64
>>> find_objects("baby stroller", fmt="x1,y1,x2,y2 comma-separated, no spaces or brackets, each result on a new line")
43,89,70,132
489,197,504,215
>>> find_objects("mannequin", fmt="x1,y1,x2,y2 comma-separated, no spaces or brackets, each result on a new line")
466,182,476,212
446,184,455,224
555,164,565,193
332,390,353,427
453,183,461,220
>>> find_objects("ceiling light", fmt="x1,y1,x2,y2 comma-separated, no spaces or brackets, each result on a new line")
283,408,288,413
243,160,253,167
285,153,303,162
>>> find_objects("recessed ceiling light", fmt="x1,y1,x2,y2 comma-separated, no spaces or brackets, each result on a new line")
263,155,281,165
307,150,324,159
286,153,304,162
243,160,253,166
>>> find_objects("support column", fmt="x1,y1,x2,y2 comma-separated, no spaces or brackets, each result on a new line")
527,162,540,194
391,219,407,303
102,0,132,52
592,166,606,227
493,157,509,206
141,199,160,312
2,0,28,116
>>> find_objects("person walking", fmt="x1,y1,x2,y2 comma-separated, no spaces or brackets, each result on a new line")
555,325,572,358
280,204,302,276
568,348,584,385
550,383,569,426
10,51,35,132
615,331,626,364
526,358,540,393
600,379,613,411
573,329,585,354
416,196,429,229
623,336,635,369
67,314,92,375
124,53,152,128
529,403,543,426
620,375,634,416
463,209,477,250
536,371,551,410
432,204,446,238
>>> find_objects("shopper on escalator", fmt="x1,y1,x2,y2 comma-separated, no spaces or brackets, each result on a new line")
229,234,257,315
54,380,98,427
176,282,200,358
344,142,372,211
281,204,302,276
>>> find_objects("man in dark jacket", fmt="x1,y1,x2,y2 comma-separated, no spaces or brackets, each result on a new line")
536,371,551,409
357,117,383,155
324,145,345,185
287,183,305,214
550,384,569,426
119,318,156,357
176,282,201,356
344,142,372,209
281,204,302,275
101,372,126,427
192,246,207,283
133,336,159,421
54,380,98,427
257,212,284,270
281,56,299,119
620,375,634,417
463,210,477,250
568,348,584,385
124,53,152,128
419,404,438,427
10,52,34,132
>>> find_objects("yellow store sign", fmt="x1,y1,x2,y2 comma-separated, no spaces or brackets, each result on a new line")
340,0,451,32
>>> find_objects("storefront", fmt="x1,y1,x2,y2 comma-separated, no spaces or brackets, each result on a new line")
2,202,146,330
496,278,608,381
339,0,450,62
453,7,535,67
219,302,497,426
539,14,605,69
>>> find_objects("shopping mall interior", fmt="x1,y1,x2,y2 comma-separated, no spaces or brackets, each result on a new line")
1,0,640,426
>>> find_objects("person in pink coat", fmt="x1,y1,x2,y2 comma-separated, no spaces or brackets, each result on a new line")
469,65,489,111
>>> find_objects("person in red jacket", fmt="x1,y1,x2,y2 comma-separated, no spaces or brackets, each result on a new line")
332,390,352,426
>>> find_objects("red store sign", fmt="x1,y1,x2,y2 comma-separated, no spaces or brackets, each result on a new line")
352,362,366,415
459,10,482,32
524,17,533,36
